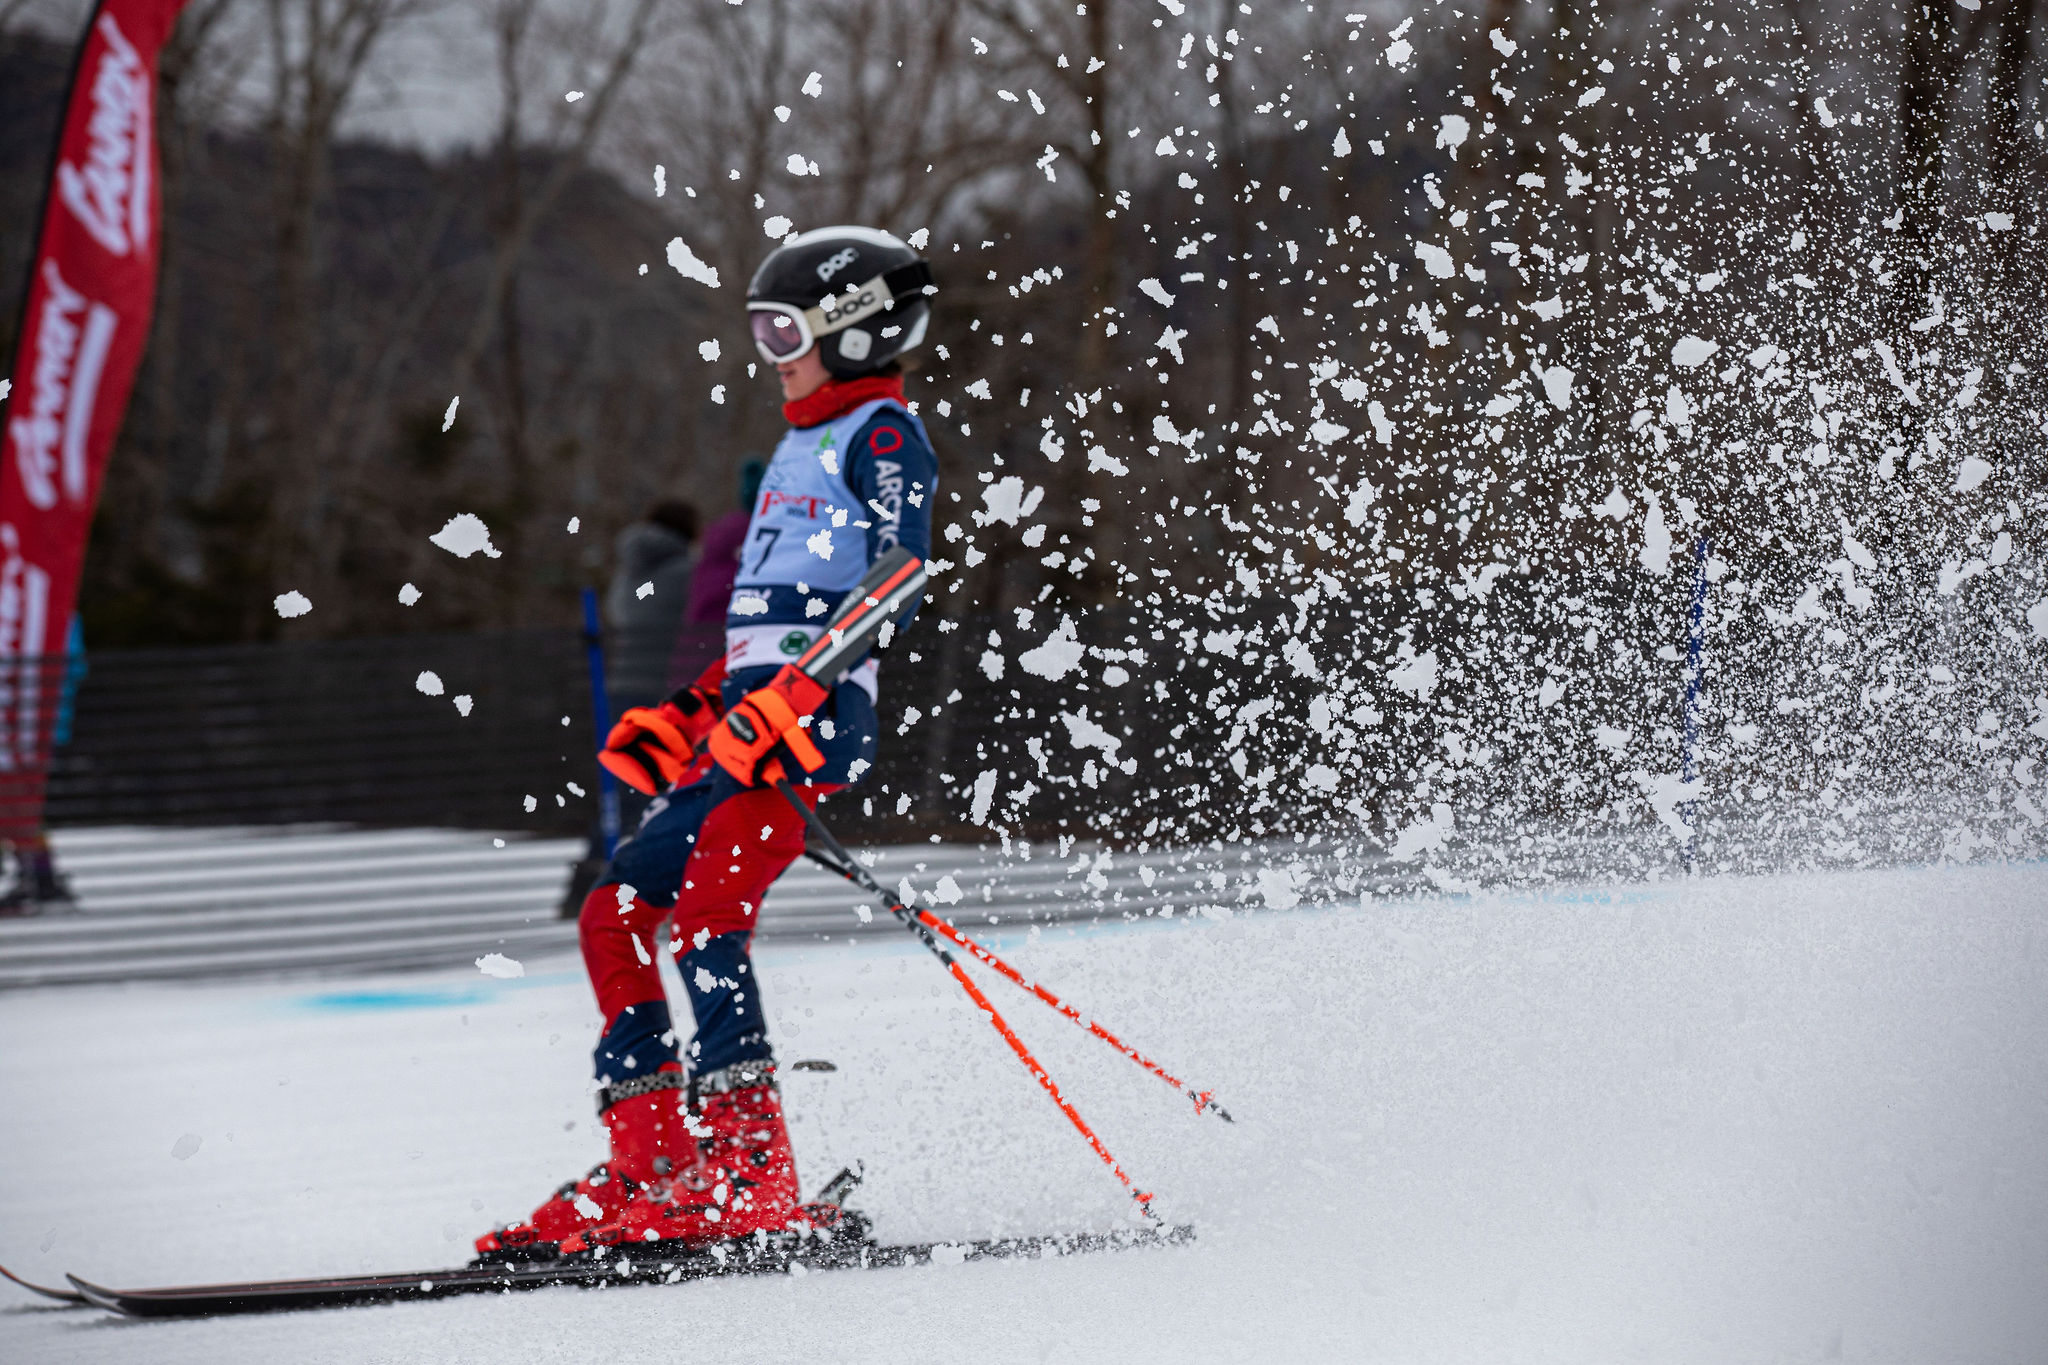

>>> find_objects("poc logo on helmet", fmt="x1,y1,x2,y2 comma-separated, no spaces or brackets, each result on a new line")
819,287,879,325
815,247,859,283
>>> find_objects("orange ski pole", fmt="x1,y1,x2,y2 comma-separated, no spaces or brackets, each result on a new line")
904,905,1233,1123
773,779,1159,1219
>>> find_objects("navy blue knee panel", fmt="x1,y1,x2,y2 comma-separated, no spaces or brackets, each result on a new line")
680,931,773,1073
593,998,678,1087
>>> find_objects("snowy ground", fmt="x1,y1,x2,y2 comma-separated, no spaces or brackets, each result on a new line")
3,860,2046,1364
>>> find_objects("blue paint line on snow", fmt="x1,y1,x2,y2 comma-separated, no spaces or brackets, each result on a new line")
293,970,580,1012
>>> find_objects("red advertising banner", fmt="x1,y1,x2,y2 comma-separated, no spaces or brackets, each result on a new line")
0,0,189,835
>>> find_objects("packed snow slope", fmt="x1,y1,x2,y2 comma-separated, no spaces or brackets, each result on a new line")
2,860,2045,1364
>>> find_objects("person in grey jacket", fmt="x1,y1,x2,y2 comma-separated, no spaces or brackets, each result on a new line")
603,500,700,712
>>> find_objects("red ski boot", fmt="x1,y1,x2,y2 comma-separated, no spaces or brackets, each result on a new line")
560,1060,802,1254
474,1069,696,1263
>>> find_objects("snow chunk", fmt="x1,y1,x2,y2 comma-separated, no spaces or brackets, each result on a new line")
1954,456,1993,493
1282,637,1320,679
1593,725,1632,752
416,671,445,696
1388,803,1454,861
1344,479,1376,525
731,594,768,616
1540,365,1575,411
1413,241,1454,279
1870,340,1921,406
1019,616,1085,680
398,583,421,605
1640,491,1672,576
1139,277,1177,307
665,238,721,288
441,396,459,431
1061,709,1124,766
171,1133,203,1161
1255,867,1302,910
430,513,501,559
1367,401,1395,445
1436,115,1469,158
2028,600,2048,640
1594,487,1632,520
1385,37,1413,66
273,590,311,618
806,528,834,560
1310,420,1350,446
1088,446,1128,476
1303,763,1340,794
1841,525,1877,571
1332,127,1352,156
1671,335,1719,368
476,953,525,979
1631,770,1704,840
763,215,793,238
699,339,721,362
1814,97,1837,128
1387,650,1439,702
969,770,999,825
1984,212,2014,231
1538,677,1568,708
1664,385,1692,428
1577,85,1606,107
976,476,1045,526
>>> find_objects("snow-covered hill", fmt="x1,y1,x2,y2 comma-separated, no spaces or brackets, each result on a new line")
3,859,2044,1363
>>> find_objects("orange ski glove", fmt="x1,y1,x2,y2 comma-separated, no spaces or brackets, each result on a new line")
597,661,728,795
707,665,830,787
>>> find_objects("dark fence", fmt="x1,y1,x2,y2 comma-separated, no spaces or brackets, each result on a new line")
45,630,599,833
39,558,2040,877
35,617,1146,845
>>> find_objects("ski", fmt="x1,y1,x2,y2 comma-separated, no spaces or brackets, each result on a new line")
54,1223,1193,1319
0,1263,86,1306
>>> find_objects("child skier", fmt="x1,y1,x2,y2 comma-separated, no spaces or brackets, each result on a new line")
478,226,937,1258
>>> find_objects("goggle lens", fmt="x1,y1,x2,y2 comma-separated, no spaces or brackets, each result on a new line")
750,309,810,361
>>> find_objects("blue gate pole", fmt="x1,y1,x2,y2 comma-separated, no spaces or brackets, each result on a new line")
1679,536,1713,874
581,587,622,859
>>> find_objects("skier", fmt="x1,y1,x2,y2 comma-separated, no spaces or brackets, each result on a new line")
478,226,937,1259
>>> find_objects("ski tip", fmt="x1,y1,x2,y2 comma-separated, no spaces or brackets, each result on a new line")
0,1263,87,1305
63,1274,130,1316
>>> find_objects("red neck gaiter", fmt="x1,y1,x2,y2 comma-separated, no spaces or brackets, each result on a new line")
782,373,906,429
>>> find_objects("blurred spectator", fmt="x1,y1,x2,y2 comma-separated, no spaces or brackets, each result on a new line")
684,459,764,625
604,499,699,712
669,459,764,687
0,617,86,917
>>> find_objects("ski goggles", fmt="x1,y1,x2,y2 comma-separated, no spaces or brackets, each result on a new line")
747,261,935,365
748,304,814,364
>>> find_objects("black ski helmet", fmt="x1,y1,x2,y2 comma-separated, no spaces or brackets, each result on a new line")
746,226,935,380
